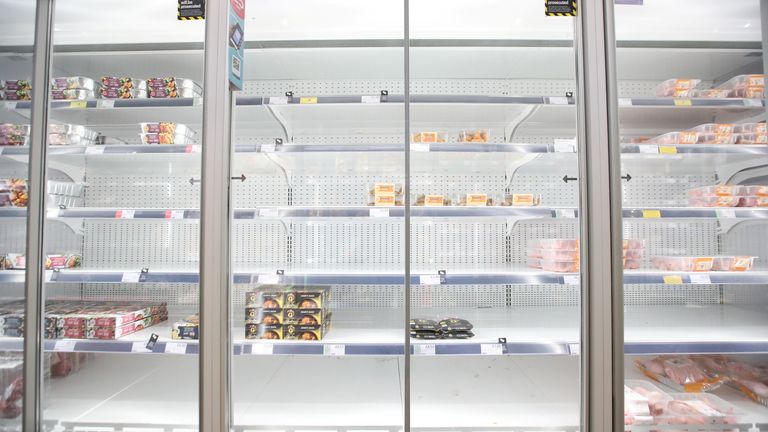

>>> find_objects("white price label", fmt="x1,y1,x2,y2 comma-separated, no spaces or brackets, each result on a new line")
131,341,151,353
480,343,504,355
257,274,280,284
84,146,104,155
369,208,389,218
121,272,141,283
717,209,736,219
412,143,429,152
414,343,436,356
269,96,288,105
325,344,345,356
251,343,274,355
618,98,633,107
553,143,576,153
744,99,763,107
419,274,441,285
97,99,115,108
557,209,576,219
46,208,60,218
3,102,17,110
549,97,569,105
117,210,135,219
167,210,185,220
688,274,711,285
563,275,580,285
361,95,381,104
638,145,659,154
258,208,279,218
261,143,276,153
164,342,187,354
569,343,581,355
54,340,76,352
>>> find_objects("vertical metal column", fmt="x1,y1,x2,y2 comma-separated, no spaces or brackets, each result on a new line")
200,0,233,430
761,1,768,76
23,0,55,430
403,0,411,430
575,1,624,432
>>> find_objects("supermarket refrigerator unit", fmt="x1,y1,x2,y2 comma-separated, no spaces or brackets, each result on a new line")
0,0,766,431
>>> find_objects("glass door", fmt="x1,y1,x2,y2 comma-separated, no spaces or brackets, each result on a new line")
0,1,37,428
408,0,582,429
36,1,205,428
230,1,406,430
612,0,768,430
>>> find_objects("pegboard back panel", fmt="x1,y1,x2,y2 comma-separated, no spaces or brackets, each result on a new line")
508,220,579,265
412,221,506,266
721,222,768,306
622,174,717,207
232,221,288,268
291,221,403,266
508,175,579,207
80,284,199,309
232,175,289,207
85,176,201,208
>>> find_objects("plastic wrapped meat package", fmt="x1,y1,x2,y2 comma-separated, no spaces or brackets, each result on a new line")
645,131,702,145
715,74,766,98
528,238,644,272
656,393,739,425
689,184,768,207
139,132,194,145
50,76,98,91
458,129,489,143
412,132,447,143
635,356,725,392
0,179,27,208
655,79,701,98
140,122,195,137
693,355,768,407
625,380,673,425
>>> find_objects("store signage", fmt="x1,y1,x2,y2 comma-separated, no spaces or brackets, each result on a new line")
178,0,205,20
545,0,577,16
228,0,245,90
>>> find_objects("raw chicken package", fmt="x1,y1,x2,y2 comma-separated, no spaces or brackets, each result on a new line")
635,356,725,392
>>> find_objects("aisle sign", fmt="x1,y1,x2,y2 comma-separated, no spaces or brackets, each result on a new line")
227,0,245,90
546,0,577,16
178,0,205,20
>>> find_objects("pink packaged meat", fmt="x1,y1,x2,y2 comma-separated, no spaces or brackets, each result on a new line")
651,256,714,272
715,74,766,99
740,196,768,207
688,196,741,207
688,185,745,197
711,256,756,271
656,393,739,425
645,131,701,145
655,79,701,98
635,356,725,392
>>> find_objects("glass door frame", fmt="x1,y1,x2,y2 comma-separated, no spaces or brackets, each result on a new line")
18,0,626,431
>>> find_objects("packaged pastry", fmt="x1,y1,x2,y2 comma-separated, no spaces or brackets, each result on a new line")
0,124,29,136
4,90,31,101
148,87,200,98
50,77,98,91
99,87,146,99
4,80,31,91
439,318,473,332
411,132,446,143
51,89,93,101
459,193,493,206
171,314,199,340
140,122,194,137
48,133,95,146
502,193,541,207
245,307,283,325
414,194,450,206
458,129,489,143
283,308,326,325
246,290,286,308
100,77,147,90
369,183,403,196
139,132,193,145
247,323,283,340
410,319,440,331
146,77,201,92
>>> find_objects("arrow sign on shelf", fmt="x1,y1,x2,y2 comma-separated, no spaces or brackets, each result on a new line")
621,174,632,182
231,174,246,182
562,175,578,183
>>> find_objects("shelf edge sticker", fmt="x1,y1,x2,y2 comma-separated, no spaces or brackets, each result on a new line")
121,272,141,283
618,98,633,106
743,98,762,107
716,209,736,219
97,99,115,109
361,95,381,104
178,0,205,20
3,102,16,110
84,146,104,155
369,208,390,218
269,96,288,105
414,343,436,356
663,275,684,285
251,343,274,355
480,343,504,355
257,274,280,285
165,342,188,354
116,209,135,219
165,210,185,220
563,274,580,285
53,340,76,352
299,96,318,104
412,143,430,152
688,274,712,285
658,146,678,155
324,344,345,356
545,0,577,16
131,341,152,353
227,0,245,90
642,209,661,219
419,274,442,285
673,99,692,106
638,145,659,154
69,101,87,109
260,143,276,153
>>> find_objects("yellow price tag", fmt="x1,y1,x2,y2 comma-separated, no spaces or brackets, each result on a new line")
673,99,692,107
658,146,678,154
663,275,684,285
299,97,317,104
69,101,87,109
642,210,661,218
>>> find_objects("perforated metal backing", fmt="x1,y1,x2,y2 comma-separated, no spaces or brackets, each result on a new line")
509,175,579,207
232,175,289,207
721,223,768,306
622,174,717,207
86,176,201,208
412,221,506,266
291,221,403,266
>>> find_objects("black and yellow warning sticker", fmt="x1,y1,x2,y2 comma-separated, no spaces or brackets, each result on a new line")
178,0,205,20
546,0,577,16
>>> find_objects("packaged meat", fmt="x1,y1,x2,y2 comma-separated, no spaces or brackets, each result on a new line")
146,77,201,92
645,131,702,145
530,248,579,261
651,256,713,272
100,77,147,90
4,81,31,91
625,380,673,416
458,129,489,143
50,77,98,91
0,188,29,207
414,194,451,206
99,87,147,99
744,185,768,196
657,393,739,425
635,356,725,392
533,239,579,250
689,89,732,98
148,87,200,98
716,74,767,99
655,79,701,98
0,135,28,147
688,196,741,207
688,123,735,134
688,185,745,197
501,193,541,207
538,259,579,273
623,258,641,269
735,133,768,144
139,122,195,137
139,132,193,145
44,254,81,270
710,256,756,271
624,386,652,425
624,249,644,259
740,196,768,207
411,132,446,143
458,193,494,206
48,124,97,140
2,254,25,270
4,90,31,101
0,124,29,136
51,89,93,101
733,123,767,134
48,133,95,146
624,239,645,250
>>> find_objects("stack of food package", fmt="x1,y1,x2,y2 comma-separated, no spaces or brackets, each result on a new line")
139,122,196,145
50,76,97,101
244,285,332,340
528,239,644,272
410,318,475,339
0,179,27,208
689,184,768,207
172,313,199,340
656,75,767,99
99,76,147,99
0,124,29,147
146,77,202,99
368,183,403,207
2,80,32,101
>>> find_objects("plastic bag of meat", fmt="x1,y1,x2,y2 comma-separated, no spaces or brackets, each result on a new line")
635,356,725,392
